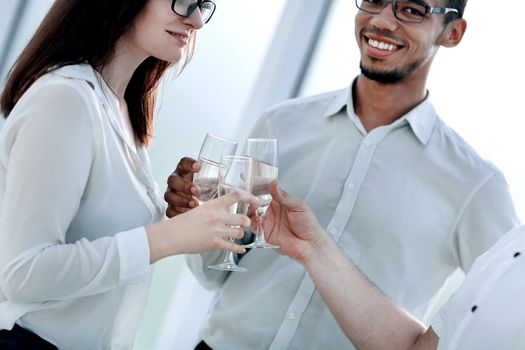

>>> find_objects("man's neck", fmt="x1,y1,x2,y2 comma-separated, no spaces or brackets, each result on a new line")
353,75,428,132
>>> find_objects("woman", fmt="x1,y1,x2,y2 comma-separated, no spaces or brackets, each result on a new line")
0,0,252,349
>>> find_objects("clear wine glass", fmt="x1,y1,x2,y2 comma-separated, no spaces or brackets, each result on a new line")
208,155,253,272
193,133,238,205
242,138,279,249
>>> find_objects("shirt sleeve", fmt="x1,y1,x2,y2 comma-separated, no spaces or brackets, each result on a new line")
0,82,151,304
454,170,519,272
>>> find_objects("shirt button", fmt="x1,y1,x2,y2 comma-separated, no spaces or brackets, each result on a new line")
347,183,356,191
289,312,297,320
364,140,373,147
329,227,339,235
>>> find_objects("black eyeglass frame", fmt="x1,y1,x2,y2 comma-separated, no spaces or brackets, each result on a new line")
171,0,216,24
355,0,459,23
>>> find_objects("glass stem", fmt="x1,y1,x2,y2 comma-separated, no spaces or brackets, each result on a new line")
224,237,235,263
254,212,266,243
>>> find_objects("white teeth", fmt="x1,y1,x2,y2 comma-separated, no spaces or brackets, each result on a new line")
368,38,397,51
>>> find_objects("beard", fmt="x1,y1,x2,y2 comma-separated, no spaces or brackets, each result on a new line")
360,58,424,84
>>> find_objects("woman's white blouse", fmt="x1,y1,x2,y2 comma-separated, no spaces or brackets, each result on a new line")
0,64,166,350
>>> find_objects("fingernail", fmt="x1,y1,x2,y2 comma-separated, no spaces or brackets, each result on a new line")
191,187,198,195
192,162,199,170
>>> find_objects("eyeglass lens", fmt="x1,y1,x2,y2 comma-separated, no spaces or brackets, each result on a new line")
356,0,427,23
173,0,215,22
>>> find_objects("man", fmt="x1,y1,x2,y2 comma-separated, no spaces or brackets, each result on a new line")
263,181,525,349
165,0,519,348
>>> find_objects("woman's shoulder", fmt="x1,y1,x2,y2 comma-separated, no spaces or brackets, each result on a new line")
3,64,102,139
38,63,100,98
13,64,100,116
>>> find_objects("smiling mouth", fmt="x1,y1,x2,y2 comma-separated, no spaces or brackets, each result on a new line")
368,38,398,51
166,30,189,43
363,33,404,53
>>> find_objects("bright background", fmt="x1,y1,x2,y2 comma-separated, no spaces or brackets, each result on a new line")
1,1,524,349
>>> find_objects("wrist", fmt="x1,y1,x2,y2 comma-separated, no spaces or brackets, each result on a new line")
299,229,335,267
146,220,178,263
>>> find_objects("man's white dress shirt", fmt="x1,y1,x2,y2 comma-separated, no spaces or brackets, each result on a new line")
0,64,165,350
433,224,525,349
187,84,519,349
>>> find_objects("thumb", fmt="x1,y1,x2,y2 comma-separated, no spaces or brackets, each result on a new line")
269,180,299,207
269,180,284,204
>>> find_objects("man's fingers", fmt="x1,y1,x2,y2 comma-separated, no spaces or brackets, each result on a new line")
269,180,284,204
167,174,199,195
175,157,200,178
269,180,300,207
166,206,176,218
164,190,198,208
166,205,192,218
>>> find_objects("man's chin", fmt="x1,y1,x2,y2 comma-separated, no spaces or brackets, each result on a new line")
360,65,405,84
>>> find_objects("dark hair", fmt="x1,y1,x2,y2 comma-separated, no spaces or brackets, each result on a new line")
0,0,196,145
445,0,468,23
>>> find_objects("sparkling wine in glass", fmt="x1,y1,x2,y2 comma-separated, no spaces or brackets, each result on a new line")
193,133,237,205
242,138,279,249
208,155,253,272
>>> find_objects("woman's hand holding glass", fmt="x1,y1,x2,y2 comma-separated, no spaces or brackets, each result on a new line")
208,155,254,272
147,189,256,264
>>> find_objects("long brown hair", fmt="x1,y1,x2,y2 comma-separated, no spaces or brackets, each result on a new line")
0,0,196,145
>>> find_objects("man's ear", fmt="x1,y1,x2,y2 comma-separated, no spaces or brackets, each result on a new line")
439,18,467,48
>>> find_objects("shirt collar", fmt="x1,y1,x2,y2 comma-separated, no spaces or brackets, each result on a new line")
402,93,438,145
324,80,438,145
322,87,349,118
51,63,107,102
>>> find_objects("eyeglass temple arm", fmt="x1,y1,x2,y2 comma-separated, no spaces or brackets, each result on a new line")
429,7,459,15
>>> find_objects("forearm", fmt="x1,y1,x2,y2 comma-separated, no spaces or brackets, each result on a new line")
1,228,150,303
302,235,429,350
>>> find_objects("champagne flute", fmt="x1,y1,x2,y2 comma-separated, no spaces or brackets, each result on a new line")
242,138,279,249
193,133,238,205
208,155,253,272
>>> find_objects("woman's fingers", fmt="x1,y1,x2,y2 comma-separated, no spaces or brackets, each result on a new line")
216,189,258,208
224,214,251,228
217,237,246,254
224,226,245,240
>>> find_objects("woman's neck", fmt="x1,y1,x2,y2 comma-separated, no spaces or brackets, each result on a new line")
99,38,147,103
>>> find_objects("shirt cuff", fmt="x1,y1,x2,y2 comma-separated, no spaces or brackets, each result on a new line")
429,307,446,338
116,227,151,283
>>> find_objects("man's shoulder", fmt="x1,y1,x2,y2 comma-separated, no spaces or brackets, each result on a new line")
431,118,500,176
262,87,348,121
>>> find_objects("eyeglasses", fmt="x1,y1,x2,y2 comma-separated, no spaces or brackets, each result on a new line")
355,0,459,23
171,0,216,24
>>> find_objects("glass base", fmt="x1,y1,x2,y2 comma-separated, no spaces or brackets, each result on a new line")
243,241,279,249
208,263,247,272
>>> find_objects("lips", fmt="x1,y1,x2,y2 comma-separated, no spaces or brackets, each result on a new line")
166,30,189,45
362,31,405,58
